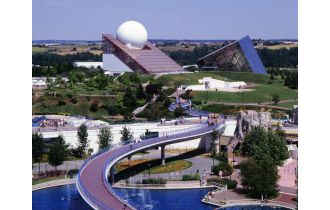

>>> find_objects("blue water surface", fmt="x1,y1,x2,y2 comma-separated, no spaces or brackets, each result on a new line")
33,184,290,210
32,184,91,210
113,187,214,210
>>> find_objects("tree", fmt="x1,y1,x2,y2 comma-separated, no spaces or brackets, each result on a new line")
174,107,186,117
76,124,89,158
145,83,163,99
210,129,219,169
32,132,45,174
240,127,289,198
271,94,280,105
120,126,133,144
94,73,109,89
98,127,113,150
123,87,137,107
240,158,279,198
48,141,67,171
163,97,172,109
136,84,146,99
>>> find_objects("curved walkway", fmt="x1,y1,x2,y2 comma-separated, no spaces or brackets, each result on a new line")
77,122,225,210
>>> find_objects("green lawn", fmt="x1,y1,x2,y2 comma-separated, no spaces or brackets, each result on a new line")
276,101,298,109
144,160,193,174
158,71,298,104
157,72,229,86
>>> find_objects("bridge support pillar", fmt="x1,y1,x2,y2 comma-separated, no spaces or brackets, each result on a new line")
161,145,166,165
110,167,115,184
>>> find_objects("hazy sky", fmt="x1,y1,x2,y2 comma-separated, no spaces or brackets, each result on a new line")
33,0,298,40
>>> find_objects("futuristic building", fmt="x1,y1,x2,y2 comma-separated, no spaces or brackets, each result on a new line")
197,36,267,74
102,21,184,75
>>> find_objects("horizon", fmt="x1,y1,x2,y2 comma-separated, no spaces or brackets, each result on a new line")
33,0,298,40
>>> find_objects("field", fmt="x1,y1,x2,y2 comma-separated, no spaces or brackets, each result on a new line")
157,71,298,104
158,45,196,52
260,44,298,50
32,44,102,55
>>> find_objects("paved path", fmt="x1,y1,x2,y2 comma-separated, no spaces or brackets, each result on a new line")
32,178,76,191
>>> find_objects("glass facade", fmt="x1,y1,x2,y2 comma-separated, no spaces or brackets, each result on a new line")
197,36,266,74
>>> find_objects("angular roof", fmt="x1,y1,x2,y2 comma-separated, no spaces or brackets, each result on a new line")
102,34,184,74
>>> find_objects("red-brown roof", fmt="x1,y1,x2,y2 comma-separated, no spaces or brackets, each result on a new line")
103,34,184,74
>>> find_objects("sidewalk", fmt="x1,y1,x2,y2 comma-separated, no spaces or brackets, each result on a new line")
32,178,76,191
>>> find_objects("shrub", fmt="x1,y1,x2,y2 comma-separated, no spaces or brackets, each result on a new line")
182,173,200,181
141,178,166,184
211,161,233,176
179,89,193,100
107,104,119,115
207,177,237,189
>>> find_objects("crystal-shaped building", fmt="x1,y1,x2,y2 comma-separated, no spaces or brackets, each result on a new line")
197,36,266,74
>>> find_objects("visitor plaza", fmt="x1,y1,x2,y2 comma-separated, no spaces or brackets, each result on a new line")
32,20,298,210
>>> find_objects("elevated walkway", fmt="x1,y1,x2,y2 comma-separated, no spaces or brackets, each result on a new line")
77,121,225,210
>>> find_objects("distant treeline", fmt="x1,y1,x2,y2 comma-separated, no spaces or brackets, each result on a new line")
32,52,102,77
33,52,102,66
164,45,222,65
257,47,298,68
165,46,298,68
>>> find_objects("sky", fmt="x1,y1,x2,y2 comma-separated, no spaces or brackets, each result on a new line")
32,0,298,40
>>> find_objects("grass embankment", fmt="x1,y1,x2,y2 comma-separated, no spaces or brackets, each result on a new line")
115,159,193,174
157,71,297,104
32,175,65,185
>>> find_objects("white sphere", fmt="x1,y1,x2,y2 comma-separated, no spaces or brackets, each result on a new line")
116,21,148,49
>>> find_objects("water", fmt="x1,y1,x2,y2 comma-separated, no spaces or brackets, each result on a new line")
32,184,91,210
33,184,290,210
113,188,214,210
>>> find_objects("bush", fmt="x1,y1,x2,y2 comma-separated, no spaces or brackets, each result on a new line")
65,91,74,98
68,169,79,175
141,178,166,184
90,100,99,112
211,161,233,176
71,97,78,104
107,104,119,115
57,100,66,106
192,100,202,106
182,173,200,181
207,177,237,189
179,90,193,100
